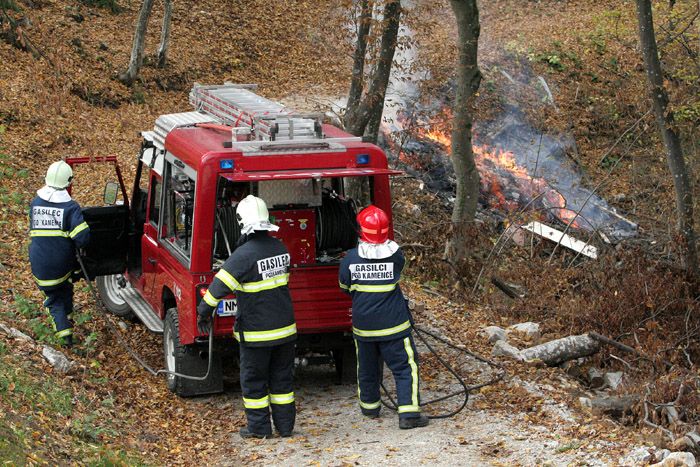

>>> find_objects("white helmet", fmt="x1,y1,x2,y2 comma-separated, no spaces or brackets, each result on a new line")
236,195,279,234
45,161,73,189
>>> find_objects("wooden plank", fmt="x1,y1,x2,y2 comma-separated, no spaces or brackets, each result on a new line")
521,221,598,259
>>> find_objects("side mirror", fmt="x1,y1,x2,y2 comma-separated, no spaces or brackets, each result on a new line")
103,182,119,205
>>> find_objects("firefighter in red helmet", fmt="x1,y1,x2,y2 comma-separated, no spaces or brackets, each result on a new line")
338,205,429,429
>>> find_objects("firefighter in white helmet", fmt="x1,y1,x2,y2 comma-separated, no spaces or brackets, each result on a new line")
339,205,429,429
197,195,296,439
29,161,90,347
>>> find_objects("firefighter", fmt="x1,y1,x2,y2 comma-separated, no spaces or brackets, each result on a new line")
339,205,429,430
29,161,90,347
196,195,296,439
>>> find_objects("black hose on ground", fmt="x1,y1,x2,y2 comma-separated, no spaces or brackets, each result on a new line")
75,253,217,381
379,324,507,419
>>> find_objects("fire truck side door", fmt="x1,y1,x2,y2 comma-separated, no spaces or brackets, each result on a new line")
81,205,129,278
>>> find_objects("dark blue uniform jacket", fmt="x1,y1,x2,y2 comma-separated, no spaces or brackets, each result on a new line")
339,247,412,342
198,232,296,347
29,192,90,290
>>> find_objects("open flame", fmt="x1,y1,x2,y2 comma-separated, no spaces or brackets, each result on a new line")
395,111,583,229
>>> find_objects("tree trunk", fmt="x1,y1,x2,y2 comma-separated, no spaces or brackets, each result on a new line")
156,0,173,68
636,0,698,278
446,0,481,263
346,0,372,116
520,334,601,366
344,0,400,143
119,0,155,86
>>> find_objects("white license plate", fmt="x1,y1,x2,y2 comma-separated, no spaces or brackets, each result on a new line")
217,298,238,317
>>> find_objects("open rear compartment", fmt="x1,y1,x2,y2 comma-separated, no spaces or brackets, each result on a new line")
211,174,376,334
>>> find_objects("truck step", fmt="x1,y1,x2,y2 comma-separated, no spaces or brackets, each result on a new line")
120,287,164,333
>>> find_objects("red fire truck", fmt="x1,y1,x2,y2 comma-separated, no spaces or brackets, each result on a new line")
75,84,401,396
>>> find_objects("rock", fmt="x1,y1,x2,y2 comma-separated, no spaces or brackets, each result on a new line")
588,367,605,388
0,324,34,342
42,346,74,373
492,340,523,360
672,433,700,454
620,446,653,466
604,371,624,390
508,322,541,341
118,321,129,331
649,452,697,467
482,326,506,343
655,450,672,462
410,204,421,217
578,397,592,410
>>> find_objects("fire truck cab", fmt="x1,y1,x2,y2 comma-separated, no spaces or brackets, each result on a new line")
76,84,401,396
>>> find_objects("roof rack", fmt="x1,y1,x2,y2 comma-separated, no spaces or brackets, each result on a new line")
146,83,361,152
189,83,323,141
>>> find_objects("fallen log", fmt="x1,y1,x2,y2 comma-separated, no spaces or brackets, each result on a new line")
582,395,639,418
491,276,526,299
521,333,601,366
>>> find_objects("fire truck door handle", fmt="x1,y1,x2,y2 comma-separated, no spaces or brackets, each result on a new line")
147,257,157,265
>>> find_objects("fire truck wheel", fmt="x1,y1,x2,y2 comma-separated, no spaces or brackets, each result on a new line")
332,344,358,385
163,308,224,397
96,274,134,319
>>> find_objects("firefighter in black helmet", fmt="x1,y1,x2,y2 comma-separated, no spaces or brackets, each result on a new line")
197,195,296,439
339,205,428,430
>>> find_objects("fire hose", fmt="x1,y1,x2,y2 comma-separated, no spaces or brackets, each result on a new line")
379,323,506,419
77,253,505,416
76,253,217,382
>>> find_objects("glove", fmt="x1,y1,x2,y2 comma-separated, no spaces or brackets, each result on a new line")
197,312,212,335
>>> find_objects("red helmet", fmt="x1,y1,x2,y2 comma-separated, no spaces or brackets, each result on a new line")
357,205,390,244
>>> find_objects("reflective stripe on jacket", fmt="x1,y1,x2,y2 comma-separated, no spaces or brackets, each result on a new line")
197,232,296,347
29,195,90,290
339,247,412,342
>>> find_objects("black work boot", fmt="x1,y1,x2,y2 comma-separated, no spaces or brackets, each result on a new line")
239,427,270,439
399,415,429,430
361,408,380,419
61,335,74,348
278,430,293,438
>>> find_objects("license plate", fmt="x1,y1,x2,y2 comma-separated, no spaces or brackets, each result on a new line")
217,298,237,317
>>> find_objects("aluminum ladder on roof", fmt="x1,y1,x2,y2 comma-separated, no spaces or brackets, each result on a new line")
189,83,320,141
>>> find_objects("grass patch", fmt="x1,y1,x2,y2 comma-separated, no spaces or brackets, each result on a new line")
0,353,73,416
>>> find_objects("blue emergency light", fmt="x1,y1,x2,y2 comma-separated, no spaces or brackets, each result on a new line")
220,159,234,170
356,154,370,165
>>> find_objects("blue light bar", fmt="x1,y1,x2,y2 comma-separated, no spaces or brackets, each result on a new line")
220,159,234,170
356,154,370,165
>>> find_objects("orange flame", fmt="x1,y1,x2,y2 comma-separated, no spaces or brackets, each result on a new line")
399,113,582,229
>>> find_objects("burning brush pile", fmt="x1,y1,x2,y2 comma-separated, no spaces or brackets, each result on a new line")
383,104,637,244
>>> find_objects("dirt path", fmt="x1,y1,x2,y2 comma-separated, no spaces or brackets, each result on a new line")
195,332,638,466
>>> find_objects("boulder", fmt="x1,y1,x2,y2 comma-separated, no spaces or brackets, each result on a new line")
482,326,506,343
508,322,541,340
649,452,696,467
0,323,34,342
620,446,653,466
603,371,624,390
42,346,73,373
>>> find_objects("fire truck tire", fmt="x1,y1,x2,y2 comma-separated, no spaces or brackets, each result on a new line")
332,344,358,385
163,308,223,397
95,274,134,319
